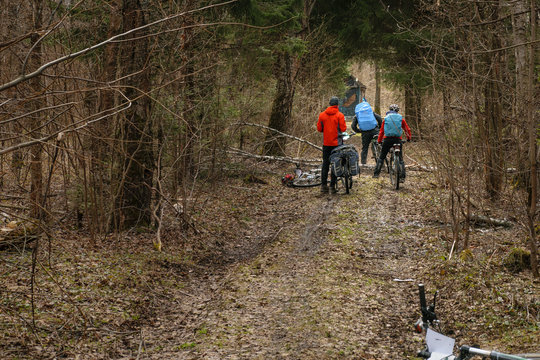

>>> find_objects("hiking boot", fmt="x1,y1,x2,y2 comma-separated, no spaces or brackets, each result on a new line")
330,186,337,194
320,185,329,193
373,159,383,178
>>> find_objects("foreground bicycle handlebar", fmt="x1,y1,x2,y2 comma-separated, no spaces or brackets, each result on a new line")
415,284,532,360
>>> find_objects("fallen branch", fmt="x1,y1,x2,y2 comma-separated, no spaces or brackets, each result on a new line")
0,222,41,250
360,163,433,172
227,148,320,165
469,214,513,228
404,154,436,172
0,0,239,92
233,122,322,152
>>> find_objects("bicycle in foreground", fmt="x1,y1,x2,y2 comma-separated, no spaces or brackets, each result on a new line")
415,284,539,360
329,132,359,194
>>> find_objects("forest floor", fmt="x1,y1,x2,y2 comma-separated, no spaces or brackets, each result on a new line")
0,142,539,359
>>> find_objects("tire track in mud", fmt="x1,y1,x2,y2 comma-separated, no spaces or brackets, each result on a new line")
295,196,337,255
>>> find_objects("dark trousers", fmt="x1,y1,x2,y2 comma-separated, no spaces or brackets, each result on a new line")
360,127,379,164
379,137,403,162
322,145,337,186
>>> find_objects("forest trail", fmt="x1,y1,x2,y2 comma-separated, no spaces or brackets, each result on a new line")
141,168,437,359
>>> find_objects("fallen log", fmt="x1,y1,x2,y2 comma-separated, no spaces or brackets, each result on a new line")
0,221,41,250
469,214,513,228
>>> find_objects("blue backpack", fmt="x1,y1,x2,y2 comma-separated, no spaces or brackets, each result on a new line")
354,101,377,131
384,113,403,137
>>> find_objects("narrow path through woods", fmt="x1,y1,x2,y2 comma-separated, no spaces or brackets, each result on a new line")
141,170,438,359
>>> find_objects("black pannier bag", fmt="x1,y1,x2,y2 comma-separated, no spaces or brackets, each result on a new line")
330,144,359,177
330,150,344,177
347,146,360,175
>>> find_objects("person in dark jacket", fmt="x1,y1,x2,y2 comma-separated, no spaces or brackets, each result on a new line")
373,104,412,179
317,96,347,193
352,112,382,165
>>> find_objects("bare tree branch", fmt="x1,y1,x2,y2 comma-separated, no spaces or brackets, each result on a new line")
227,148,320,165
0,0,238,92
233,122,322,151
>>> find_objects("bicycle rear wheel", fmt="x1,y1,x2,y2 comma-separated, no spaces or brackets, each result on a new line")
392,153,400,190
344,170,350,194
388,153,394,187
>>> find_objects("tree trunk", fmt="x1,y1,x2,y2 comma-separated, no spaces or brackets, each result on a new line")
405,85,421,139
512,0,530,188
181,5,196,186
91,0,122,237
113,0,154,230
482,2,504,200
374,61,381,115
527,0,538,277
29,0,44,219
264,50,295,156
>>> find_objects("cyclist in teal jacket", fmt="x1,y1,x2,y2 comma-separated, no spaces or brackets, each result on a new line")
373,104,411,178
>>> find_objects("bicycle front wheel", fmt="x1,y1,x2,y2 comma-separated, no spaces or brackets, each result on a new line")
371,141,379,162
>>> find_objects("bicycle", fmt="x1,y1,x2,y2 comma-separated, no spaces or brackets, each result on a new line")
414,284,539,360
388,141,405,190
281,164,322,188
329,132,359,194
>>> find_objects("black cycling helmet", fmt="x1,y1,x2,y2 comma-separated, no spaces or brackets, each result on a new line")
389,104,400,112
329,96,339,106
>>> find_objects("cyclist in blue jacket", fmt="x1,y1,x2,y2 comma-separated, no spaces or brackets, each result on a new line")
373,104,411,179
352,112,382,165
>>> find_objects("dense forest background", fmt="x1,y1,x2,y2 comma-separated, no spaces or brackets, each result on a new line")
0,0,538,358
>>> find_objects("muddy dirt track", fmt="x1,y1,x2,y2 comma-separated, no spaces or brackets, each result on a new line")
138,169,455,360
2,155,536,360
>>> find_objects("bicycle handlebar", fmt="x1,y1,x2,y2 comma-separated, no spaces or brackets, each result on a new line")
458,346,530,360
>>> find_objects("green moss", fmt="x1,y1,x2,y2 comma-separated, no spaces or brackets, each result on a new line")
503,248,531,272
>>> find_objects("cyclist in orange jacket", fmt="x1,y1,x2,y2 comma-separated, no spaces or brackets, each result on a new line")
317,96,347,193
373,104,411,178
